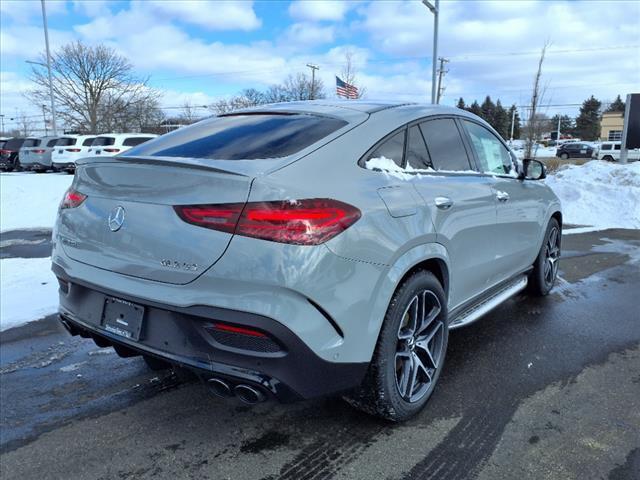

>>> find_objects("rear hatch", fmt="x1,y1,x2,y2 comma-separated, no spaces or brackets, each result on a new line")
59,159,252,284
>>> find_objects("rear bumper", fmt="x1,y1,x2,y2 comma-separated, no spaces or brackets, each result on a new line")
53,263,368,402
52,161,75,170
21,162,51,171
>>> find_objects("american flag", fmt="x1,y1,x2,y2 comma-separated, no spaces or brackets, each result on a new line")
336,76,358,99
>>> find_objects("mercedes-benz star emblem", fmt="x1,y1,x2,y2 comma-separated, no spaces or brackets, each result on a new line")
108,206,126,232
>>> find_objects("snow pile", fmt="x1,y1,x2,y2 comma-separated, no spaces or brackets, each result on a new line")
0,257,59,331
1,173,73,231
365,156,434,180
545,161,640,229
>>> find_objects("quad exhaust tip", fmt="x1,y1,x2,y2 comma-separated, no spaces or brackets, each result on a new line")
234,384,265,404
208,378,233,398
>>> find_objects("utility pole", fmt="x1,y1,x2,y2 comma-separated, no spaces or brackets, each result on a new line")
0,114,4,134
510,107,516,144
436,57,449,104
306,63,319,100
42,105,48,136
422,0,439,104
556,114,561,144
40,0,57,136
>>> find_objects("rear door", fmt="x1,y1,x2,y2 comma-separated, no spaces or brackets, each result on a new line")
460,119,544,283
409,118,500,309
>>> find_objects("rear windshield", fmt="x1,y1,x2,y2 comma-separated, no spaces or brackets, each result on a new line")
125,114,348,160
47,139,58,147
4,138,25,150
92,137,116,146
22,139,41,148
123,137,154,147
82,137,96,146
56,137,77,146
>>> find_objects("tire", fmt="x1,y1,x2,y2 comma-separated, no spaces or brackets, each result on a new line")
143,355,172,371
603,155,614,162
529,218,561,296
560,153,569,160
344,270,448,421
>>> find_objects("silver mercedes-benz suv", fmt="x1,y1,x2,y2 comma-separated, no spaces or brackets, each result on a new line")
53,101,561,421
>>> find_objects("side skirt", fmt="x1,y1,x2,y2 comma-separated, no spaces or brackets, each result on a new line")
449,273,529,329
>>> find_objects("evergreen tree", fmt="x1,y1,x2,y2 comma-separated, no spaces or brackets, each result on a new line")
456,97,466,110
468,100,482,117
508,104,521,139
605,94,625,113
549,114,574,138
492,100,509,138
574,95,602,140
480,95,496,125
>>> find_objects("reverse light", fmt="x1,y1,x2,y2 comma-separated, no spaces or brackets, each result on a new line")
174,198,361,245
60,188,87,209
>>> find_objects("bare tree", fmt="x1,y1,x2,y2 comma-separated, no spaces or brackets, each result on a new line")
282,72,325,101
524,43,550,159
340,51,366,99
27,41,163,133
12,111,35,137
179,101,202,125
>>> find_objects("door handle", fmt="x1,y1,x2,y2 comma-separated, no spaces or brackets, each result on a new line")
496,191,510,202
435,196,454,210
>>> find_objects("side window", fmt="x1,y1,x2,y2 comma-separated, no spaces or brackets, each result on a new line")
601,144,612,151
419,118,471,171
614,144,621,151
406,126,431,169
462,120,513,175
366,130,406,168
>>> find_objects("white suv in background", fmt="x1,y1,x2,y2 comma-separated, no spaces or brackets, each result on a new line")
595,141,640,162
89,133,158,157
52,135,96,173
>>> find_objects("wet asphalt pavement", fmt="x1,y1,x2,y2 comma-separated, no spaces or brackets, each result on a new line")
0,228,639,480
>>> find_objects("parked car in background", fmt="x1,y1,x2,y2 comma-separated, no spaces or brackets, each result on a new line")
0,137,26,172
54,101,561,421
556,142,594,159
52,135,96,173
20,136,59,172
89,133,158,157
0,137,10,150
594,141,640,162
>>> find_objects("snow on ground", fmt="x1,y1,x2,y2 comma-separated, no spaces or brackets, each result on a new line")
0,257,59,331
1,172,73,232
545,160,640,229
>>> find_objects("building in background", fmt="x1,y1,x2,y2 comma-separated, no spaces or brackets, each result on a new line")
600,111,624,141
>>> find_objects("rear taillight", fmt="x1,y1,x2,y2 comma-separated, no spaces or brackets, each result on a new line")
32,149,46,154
65,148,81,152
103,148,120,153
174,199,361,245
60,188,87,209
0,149,10,155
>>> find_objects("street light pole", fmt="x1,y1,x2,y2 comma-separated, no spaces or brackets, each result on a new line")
40,0,57,136
422,0,439,104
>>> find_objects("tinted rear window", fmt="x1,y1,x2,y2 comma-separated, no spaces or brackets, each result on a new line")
92,137,116,146
126,114,348,160
22,139,41,148
601,144,612,150
46,139,58,147
123,137,154,147
82,137,96,146
56,137,77,146
419,119,472,171
4,139,25,150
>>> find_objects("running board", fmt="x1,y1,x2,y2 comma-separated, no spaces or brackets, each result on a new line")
449,276,528,329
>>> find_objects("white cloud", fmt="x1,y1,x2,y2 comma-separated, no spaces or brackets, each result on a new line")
289,1,351,22
144,0,261,31
282,23,336,48
0,0,66,24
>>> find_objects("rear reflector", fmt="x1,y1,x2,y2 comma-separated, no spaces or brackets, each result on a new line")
32,149,46,154
174,198,361,245
65,148,81,152
60,188,87,209
211,323,267,337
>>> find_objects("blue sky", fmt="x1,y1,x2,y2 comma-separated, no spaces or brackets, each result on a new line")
1,0,638,131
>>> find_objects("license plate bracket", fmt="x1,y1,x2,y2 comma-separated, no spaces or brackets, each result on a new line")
101,297,145,340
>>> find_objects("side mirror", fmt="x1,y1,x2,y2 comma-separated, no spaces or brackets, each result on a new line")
521,158,546,180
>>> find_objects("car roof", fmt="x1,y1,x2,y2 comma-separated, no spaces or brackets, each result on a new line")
231,100,471,124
